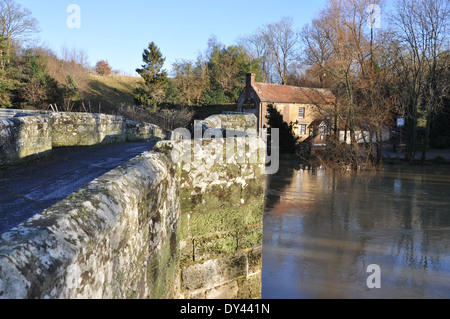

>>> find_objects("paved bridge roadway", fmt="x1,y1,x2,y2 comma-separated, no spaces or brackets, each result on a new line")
0,142,156,235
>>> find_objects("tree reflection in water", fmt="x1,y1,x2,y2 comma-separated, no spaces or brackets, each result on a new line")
262,161,450,299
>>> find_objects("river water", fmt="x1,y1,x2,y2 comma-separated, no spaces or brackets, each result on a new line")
261,160,450,299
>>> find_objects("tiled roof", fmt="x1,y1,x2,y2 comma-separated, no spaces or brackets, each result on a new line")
252,82,335,104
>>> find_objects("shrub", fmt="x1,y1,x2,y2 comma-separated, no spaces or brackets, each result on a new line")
119,104,194,130
95,60,112,76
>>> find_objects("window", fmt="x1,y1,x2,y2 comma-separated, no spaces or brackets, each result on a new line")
298,107,305,119
298,124,307,135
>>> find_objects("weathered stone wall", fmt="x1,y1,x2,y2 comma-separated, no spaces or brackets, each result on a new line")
51,113,126,147
0,114,265,299
126,120,165,143
0,112,168,166
201,114,257,133
173,137,265,299
0,109,51,119
0,150,180,299
0,115,53,166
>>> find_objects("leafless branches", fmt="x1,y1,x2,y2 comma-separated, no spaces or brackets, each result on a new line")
0,0,39,45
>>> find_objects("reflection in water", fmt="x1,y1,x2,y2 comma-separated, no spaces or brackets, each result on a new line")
262,161,450,299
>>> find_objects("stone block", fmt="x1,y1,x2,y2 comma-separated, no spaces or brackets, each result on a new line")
179,238,194,267
246,194,265,225
126,120,164,142
51,113,126,147
236,272,262,299
0,115,52,166
247,246,263,275
205,280,239,299
181,183,243,213
181,252,247,292
189,206,247,237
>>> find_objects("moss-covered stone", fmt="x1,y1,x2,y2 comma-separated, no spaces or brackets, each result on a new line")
179,238,194,267
205,280,240,299
0,113,265,300
181,252,247,292
185,183,243,213
189,206,247,237
179,188,194,212
0,115,52,166
237,225,263,250
146,248,163,299
193,231,238,261
147,227,179,299
138,192,159,226
248,247,262,275
241,178,265,202
236,272,262,299
246,194,265,225
51,113,126,147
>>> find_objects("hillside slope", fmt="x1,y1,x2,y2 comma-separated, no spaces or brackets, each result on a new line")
85,74,143,113
85,75,238,121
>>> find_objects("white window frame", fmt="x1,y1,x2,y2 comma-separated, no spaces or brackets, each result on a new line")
298,107,305,119
298,124,307,135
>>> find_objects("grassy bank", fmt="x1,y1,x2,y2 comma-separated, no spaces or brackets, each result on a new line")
85,74,143,113
85,75,237,119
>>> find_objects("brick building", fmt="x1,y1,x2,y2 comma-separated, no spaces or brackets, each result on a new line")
236,73,336,142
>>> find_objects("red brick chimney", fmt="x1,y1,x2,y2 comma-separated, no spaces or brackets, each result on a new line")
245,73,255,99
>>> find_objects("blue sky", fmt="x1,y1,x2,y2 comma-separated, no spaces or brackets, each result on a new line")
17,0,330,75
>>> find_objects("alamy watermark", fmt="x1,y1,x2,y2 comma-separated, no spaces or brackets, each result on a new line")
366,264,381,289
168,120,280,175
66,4,81,29
366,4,382,29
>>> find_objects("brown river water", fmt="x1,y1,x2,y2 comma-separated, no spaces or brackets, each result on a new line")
261,160,450,299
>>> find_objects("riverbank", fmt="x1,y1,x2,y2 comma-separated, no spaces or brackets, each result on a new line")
382,143,450,161
282,144,450,169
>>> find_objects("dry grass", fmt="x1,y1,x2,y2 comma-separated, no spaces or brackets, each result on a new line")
85,75,143,113
118,105,195,131
80,75,234,130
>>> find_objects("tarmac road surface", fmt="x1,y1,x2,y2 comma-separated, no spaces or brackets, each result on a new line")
0,142,156,235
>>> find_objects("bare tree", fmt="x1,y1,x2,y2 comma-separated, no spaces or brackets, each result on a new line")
43,44,90,97
240,17,300,84
299,0,394,167
0,0,39,46
261,17,300,85
60,44,89,68
303,0,378,142
238,32,275,83
391,0,449,162
172,59,208,106
301,16,334,87
21,77,47,107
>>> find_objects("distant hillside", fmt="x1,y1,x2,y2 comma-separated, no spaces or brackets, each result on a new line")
85,74,143,113
85,75,238,120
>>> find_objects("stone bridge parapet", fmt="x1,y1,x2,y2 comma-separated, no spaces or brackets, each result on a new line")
0,113,266,299
0,112,171,166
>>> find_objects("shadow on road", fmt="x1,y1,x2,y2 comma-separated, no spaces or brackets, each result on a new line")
0,142,155,235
